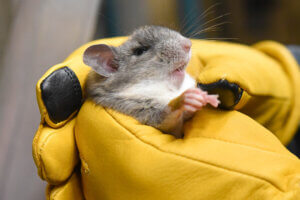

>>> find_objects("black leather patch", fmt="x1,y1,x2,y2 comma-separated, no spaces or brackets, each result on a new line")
198,79,243,110
41,67,82,123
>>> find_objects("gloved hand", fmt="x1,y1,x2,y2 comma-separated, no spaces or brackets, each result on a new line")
195,40,300,144
32,37,300,200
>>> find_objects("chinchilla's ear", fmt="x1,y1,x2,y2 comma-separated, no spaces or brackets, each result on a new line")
83,44,118,77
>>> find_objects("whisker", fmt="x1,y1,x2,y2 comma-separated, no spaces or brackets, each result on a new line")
188,26,220,38
189,27,220,38
200,13,231,28
183,10,216,36
189,21,231,38
188,22,222,37
181,7,198,31
195,37,239,41
182,2,221,36
198,2,222,22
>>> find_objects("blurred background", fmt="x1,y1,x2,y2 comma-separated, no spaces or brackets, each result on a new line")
0,0,299,199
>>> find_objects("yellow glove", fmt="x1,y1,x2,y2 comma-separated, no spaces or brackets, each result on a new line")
33,37,300,200
194,40,300,144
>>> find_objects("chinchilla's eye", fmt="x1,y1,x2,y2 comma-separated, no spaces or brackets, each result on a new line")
133,46,149,56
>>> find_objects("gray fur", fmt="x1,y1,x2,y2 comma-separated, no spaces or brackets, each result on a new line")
85,71,169,126
84,25,190,129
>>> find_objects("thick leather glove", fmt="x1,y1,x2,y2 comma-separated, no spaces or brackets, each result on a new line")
33,37,300,200
194,40,300,144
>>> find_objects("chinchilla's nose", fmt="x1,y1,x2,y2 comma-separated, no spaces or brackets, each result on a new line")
181,39,192,52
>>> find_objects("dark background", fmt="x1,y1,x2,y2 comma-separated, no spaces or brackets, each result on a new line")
94,0,300,44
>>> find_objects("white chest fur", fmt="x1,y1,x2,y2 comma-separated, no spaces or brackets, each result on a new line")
119,73,196,104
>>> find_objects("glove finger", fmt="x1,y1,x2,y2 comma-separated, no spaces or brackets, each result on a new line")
33,118,79,185
46,170,83,200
